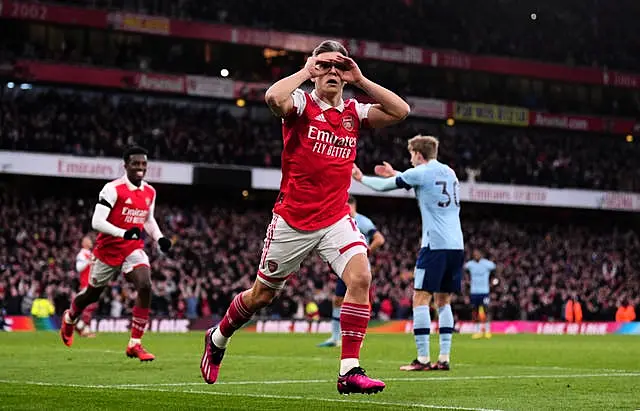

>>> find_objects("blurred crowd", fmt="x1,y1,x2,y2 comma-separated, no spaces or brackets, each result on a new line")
54,0,640,71
0,188,638,323
3,15,640,117
3,89,640,192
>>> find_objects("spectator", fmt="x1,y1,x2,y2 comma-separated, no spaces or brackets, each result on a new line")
3,88,640,193
564,296,583,323
615,300,636,322
1,185,638,321
30,292,55,319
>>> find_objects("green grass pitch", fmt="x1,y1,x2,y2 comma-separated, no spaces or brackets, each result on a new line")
1,332,639,410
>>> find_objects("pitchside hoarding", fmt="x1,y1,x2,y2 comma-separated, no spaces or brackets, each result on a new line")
0,151,193,185
3,317,640,335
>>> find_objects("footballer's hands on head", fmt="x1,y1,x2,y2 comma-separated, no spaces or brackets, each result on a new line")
123,227,142,240
374,161,397,178
305,56,334,78
334,55,364,86
157,237,172,256
352,164,364,182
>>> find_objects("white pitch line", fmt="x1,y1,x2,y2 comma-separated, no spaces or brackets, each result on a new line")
0,380,502,411
384,372,640,382
58,371,640,389
73,351,636,373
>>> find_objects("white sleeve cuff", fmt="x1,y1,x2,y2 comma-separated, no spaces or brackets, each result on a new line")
291,88,307,116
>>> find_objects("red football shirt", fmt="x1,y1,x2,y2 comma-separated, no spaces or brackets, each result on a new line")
273,89,371,231
75,248,92,289
93,176,156,266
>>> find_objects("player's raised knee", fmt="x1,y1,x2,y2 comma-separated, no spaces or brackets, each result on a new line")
342,254,371,293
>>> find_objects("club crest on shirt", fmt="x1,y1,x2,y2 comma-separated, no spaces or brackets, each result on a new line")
267,260,279,273
342,114,355,132
145,198,151,206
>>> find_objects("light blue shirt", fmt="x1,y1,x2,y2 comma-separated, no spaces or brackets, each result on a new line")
465,259,496,294
354,213,377,245
395,161,464,250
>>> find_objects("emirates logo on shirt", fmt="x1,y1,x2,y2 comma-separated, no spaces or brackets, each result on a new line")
307,125,357,159
121,207,149,224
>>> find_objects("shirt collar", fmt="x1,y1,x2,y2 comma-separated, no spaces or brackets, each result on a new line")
311,90,344,112
123,174,145,191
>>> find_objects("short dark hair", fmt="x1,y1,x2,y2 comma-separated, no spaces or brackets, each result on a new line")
123,146,148,163
347,195,356,205
312,40,348,57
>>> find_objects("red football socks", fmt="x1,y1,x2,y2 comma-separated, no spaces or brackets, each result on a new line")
131,306,150,339
82,302,98,325
219,292,254,338
340,302,370,359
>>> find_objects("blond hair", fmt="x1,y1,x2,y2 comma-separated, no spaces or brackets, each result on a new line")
407,135,439,160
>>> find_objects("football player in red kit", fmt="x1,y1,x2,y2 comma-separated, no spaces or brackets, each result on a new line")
60,146,172,361
200,40,410,394
73,236,97,338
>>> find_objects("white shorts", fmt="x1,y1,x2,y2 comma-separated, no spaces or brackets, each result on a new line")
257,213,368,290
89,249,150,288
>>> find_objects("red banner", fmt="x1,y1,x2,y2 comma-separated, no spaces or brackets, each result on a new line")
4,0,640,89
1,0,106,28
610,118,638,135
530,112,637,134
13,60,127,87
10,60,640,136
530,112,604,132
133,72,185,93
435,51,605,85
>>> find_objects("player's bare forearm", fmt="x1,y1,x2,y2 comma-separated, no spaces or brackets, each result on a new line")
369,232,385,253
355,77,410,126
265,70,312,117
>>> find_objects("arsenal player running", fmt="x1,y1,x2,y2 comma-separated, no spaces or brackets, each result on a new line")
200,40,410,394
73,236,97,338
60,147,172,361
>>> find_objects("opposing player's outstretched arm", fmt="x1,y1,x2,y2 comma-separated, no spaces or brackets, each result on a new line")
369,231,385,253
92,184,127,237
360,176,400,192
334,55,410,128
352,164,399,191
352,163,420,192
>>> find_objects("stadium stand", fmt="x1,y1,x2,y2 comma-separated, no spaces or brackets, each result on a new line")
1,1,638,326
2,88,640,192
50,0,640,71
1,182,638,322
